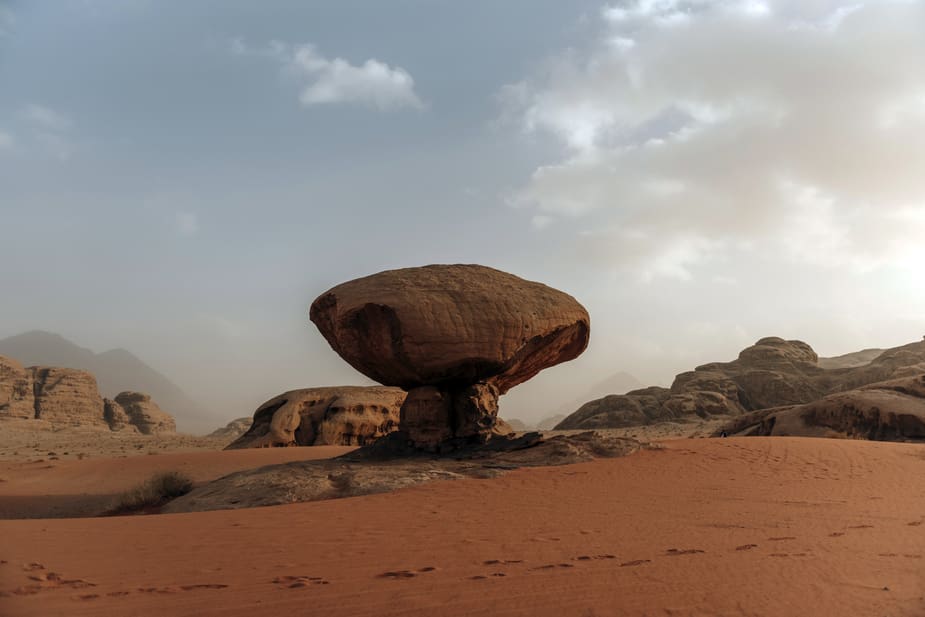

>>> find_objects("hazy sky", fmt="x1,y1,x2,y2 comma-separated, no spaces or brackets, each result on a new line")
2,0,924,432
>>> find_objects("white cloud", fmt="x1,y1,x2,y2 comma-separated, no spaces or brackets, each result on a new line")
175,211,199,236
22,104,71,131
504,1,925,278
0,131,12,150
234,39,423,111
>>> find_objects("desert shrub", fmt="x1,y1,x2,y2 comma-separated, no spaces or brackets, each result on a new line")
109,471,194,514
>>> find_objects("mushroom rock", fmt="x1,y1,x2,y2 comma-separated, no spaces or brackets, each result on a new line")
309,264,590,449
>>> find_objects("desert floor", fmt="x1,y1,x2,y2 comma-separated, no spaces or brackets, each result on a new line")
1,436,923,616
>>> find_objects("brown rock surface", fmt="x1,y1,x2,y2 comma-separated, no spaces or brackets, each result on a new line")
310,264,589,448
111,391,176,434
227,386,406,449
717,374,925,441
208,417,253,441
1,354,177,433
558,337,925,437
0,355,34,420
30,367,107,428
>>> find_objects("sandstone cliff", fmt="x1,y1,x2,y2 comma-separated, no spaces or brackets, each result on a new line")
0,354,176,433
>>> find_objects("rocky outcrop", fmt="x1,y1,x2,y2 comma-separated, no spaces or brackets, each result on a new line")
208,417,253,441
30,367,106,427
227,386,406,449
309,264,590,449
558,337,925,432
0,354,176,433
716,375,925,441
0,355,35,420
109,391,176,434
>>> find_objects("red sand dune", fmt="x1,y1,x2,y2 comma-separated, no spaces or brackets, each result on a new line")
1,437,924,616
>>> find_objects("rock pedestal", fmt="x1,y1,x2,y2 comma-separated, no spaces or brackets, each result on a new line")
309,264,590,450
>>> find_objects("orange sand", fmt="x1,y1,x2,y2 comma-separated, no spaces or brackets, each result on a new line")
1,437,923,616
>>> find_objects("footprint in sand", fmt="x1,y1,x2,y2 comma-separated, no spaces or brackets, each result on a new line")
767,536,797,541
847,525,874,529
666,548,705,556
274,575,329,588
735,544,758,551
620,559,650,567
828,532,846,537
377,567,437,580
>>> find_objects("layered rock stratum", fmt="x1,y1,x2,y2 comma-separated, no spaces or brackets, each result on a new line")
309,264,590,449
558,336,925,441
0,354,176,433
227,386,406,449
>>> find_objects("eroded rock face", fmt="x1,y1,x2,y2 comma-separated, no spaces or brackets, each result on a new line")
0,354,176,433
208,417,253,441
717,375,925,441
0,355,35,420
227,386,406,449
309,264,590,448
557,337,925,431
31,367,107,428
112,391,176,434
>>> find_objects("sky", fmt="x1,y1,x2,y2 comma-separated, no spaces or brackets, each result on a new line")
1,0,924,432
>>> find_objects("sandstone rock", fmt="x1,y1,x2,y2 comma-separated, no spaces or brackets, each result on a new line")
0,355,35,420
0,354,177,433
31,366,106,428
112,391,176,435
310,264,589,448
227,386,406,449
557,337,925,431
717,375,925,441
103,397,136,432
208,417,253,441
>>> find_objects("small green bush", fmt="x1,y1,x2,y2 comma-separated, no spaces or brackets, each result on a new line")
110,471,194,514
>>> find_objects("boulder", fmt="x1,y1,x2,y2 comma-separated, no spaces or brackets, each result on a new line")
227,386,406,449
0,355,35,420
112,391,176,434
310,264,590,449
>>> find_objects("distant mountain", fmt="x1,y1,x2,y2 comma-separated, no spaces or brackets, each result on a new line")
0,330,203,427
817,348,885,369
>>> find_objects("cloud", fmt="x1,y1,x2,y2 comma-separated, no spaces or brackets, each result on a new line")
175,211,199,236
0,131,12,150
504,1,925,279
22,104,71,131
233,39,423,111
18,104,74,159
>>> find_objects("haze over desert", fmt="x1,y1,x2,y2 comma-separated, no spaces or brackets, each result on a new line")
2,1,925,616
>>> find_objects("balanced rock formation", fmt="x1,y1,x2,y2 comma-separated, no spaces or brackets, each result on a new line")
309,264,590,449
227,386,406,449
0,354,176,433
716,375,925,441
558,336,925,433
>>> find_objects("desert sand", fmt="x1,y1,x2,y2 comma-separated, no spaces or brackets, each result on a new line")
1,436,923,617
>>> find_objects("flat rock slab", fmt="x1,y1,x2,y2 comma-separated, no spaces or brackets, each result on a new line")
164,432,644,514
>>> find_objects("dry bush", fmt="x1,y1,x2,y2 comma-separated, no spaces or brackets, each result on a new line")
109,471,193,514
